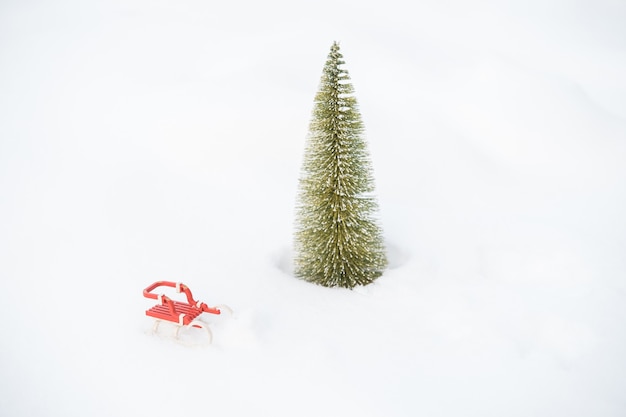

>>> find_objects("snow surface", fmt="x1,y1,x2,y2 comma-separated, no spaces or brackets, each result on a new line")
1,0,626,416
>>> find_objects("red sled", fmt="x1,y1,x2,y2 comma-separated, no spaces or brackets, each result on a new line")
143,281,229,344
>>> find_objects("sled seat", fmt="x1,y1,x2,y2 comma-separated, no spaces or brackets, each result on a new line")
146,300,203,326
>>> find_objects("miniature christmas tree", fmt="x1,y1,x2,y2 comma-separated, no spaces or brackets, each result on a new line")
294,41,387,288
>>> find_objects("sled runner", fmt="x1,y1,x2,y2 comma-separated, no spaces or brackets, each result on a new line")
143,281,228,344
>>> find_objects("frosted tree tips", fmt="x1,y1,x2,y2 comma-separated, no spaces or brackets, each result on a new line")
294,42,387,289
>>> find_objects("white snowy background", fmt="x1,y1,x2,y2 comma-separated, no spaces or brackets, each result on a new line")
1,0,625,416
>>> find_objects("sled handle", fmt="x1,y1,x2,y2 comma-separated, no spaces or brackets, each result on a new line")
143,281,180,300
143,281,201,306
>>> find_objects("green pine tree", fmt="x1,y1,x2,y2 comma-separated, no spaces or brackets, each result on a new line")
294,41,387,289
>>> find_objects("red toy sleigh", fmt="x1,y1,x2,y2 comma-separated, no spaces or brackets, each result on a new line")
143,281,229,344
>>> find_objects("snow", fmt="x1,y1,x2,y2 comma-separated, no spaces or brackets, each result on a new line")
1,0,625,416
